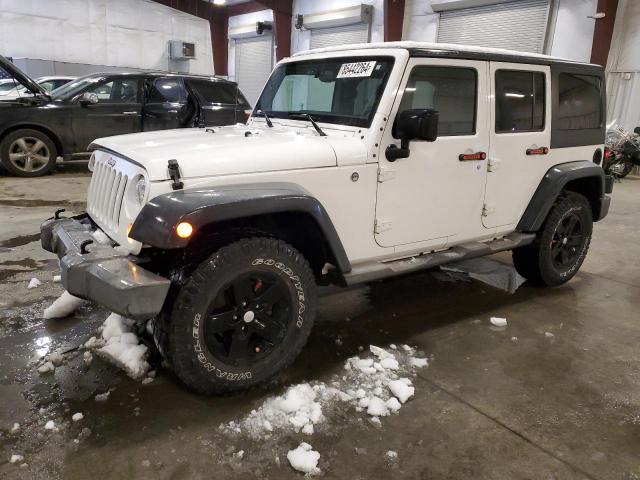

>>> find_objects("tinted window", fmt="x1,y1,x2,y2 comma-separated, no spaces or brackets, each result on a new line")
495,70,545,133
255,57,394,128
87,79,140,103
188,79,239,104
148,78,186,103
558,73,601,130
397,66,477,136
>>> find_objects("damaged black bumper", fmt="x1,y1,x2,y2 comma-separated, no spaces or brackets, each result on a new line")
40,214,170,320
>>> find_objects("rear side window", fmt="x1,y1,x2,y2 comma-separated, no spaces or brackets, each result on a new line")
495,70,545,133
148,78,186,103
558,73,602,130
397,66,477,136
188,79,241,104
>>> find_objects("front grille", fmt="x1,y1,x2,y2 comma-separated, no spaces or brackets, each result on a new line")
87,159,129,232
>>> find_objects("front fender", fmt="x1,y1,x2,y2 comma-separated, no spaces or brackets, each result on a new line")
129,182,351,273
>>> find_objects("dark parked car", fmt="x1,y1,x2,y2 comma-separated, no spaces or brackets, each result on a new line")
0,56,251,176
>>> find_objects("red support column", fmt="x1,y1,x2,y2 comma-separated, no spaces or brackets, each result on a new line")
591,0,619,66
384,0,406,42
272,0,292,61
211,11,229,76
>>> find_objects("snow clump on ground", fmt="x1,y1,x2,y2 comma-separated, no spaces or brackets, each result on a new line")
43,291,85,319
287,442,321,475
221,344,428,440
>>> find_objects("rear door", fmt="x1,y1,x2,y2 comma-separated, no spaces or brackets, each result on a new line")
72,76,142,151
186,79,248,126
143,77,193,131
483,62,551,228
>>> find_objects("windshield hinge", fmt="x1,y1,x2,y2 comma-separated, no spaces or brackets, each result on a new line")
168,159,184,190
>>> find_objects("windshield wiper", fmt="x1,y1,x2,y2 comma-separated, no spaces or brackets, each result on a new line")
254,109,273,127
288,113,326,137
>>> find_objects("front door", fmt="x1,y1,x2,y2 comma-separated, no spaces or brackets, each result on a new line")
375,58,490,248
72,77,143,151
482,62,551,228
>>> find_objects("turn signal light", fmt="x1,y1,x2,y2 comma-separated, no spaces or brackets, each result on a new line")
176,222,193,239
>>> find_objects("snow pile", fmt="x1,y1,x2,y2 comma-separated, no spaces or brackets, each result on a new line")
28,278,41,289
287,442,321,475
222,344,428,439
72,413,84,422
43,291,85,319
10,454,24,464
94,313,149,380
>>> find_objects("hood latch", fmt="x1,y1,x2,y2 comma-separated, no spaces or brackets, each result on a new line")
167,159,184,190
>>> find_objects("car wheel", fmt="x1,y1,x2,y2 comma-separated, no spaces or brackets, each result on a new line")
0,129,57,177
157,237,317,395
513,192,592,287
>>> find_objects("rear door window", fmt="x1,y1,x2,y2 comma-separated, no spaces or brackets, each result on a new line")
495,70,545,133
558,73,602,130
147,77,187,103
188,79,242,104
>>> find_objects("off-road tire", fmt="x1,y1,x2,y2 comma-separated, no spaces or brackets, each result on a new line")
513,192,592,287
156,237,317,395
0,129,58,177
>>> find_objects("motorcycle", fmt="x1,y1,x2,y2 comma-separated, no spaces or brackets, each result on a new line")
604,126,640,178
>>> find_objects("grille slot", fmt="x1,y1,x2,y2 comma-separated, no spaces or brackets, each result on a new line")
87,158,129,232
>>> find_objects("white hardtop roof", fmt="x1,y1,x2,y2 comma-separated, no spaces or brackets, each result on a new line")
293,41,594,66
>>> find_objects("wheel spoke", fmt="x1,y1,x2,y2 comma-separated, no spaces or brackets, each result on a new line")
227,331,250,358
16,138,29,152
31,139,45,153
231,279,254,305
23,156,34,172
255,283,283,306
252,317,282,344
565,215,579,234
32,154,48,165
9,153,25,161
206,310,237,334
566,235,583,247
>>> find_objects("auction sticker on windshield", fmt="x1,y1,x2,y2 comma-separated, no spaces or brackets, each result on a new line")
337,61,376,78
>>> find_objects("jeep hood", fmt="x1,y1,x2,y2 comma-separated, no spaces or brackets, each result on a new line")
91,125,363,181
0,55,49,97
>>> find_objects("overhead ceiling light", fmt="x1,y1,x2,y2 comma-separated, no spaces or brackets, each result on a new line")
213,0,226,5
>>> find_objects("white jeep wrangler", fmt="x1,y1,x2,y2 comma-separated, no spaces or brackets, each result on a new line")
41,42,613,394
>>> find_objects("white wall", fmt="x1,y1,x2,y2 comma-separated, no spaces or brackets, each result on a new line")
605,0,640,130
0,0,214,75
291,0,384,54
227,9,274,82
402,0,598,63
549,0,597,62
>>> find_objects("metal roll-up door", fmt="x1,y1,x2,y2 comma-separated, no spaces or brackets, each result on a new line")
437,0,550,54
310,23,370,50
235,35,273,106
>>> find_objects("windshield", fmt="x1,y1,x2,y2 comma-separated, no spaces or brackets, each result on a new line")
255,56,394,128
50,75,105,100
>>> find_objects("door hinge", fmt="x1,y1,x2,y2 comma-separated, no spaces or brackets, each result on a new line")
375,219,392,233
487,158,501,172
377,166,396,183
482,203,495,217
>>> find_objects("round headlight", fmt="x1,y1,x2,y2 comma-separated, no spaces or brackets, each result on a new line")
135,177,147,206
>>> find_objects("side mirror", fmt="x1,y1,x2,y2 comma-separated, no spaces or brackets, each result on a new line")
386,108,439,161
634,126,640,135
79,92,99,106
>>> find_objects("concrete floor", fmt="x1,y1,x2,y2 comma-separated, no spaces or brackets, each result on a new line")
0,166,639,479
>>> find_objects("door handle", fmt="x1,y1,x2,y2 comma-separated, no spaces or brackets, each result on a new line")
458,152,486,161
122,111,138,115
526,147,549,155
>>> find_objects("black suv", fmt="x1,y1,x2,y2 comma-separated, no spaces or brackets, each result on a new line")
0,56,251,177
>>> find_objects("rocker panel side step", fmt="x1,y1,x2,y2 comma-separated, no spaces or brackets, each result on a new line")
343,232,535,285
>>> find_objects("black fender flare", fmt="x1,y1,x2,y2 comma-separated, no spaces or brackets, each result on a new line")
129,182,351,273
517,161,609,232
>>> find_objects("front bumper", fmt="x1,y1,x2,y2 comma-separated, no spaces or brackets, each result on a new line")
41,214,170,320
